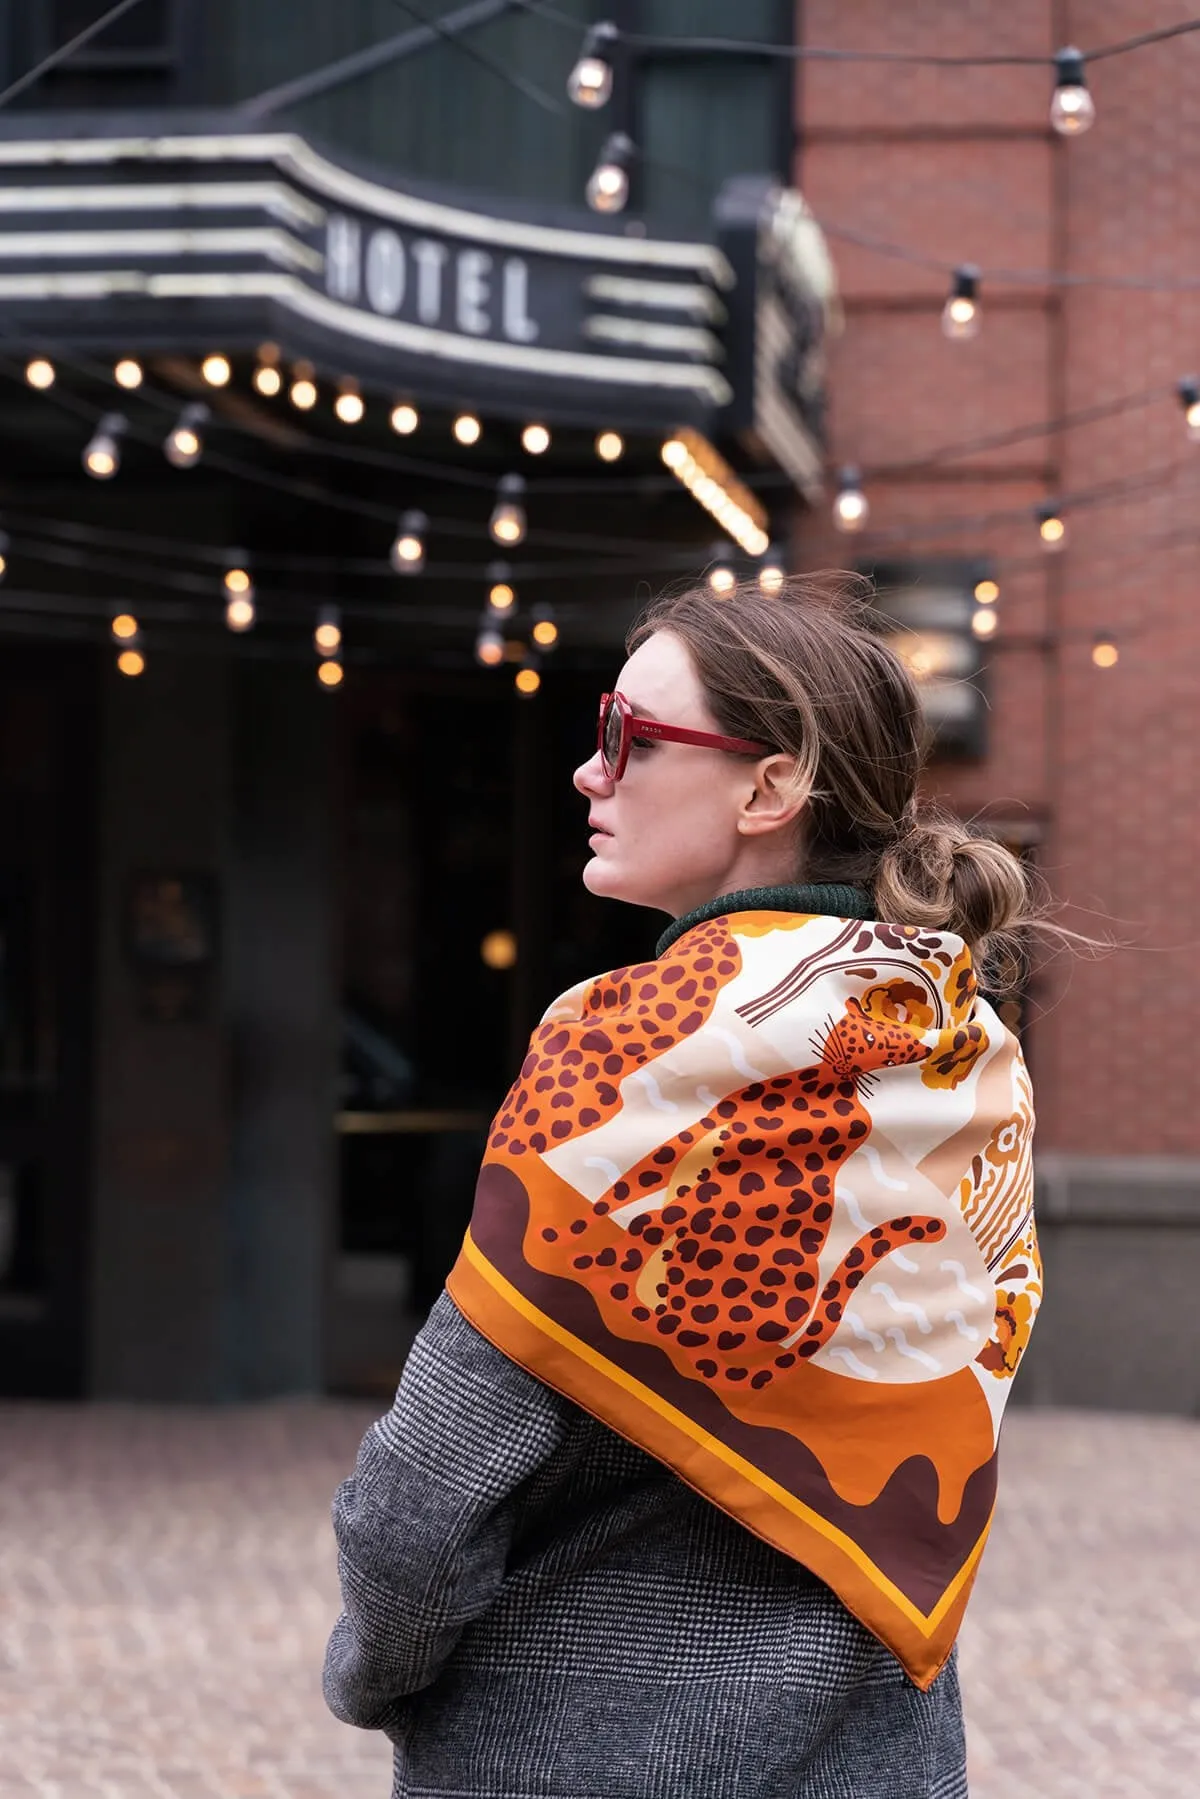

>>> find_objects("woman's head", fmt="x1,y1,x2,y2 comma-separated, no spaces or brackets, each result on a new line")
573,573,1037,973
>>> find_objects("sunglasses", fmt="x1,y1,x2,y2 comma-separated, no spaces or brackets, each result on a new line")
597,690,770,782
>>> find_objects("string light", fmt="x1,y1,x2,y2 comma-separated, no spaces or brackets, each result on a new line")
521,422,551,455
832,466,869,533
334,379,365,424
595,430,624,462
0,530,8,581
114,358,143,390
1177,377,1200,442
972,607,999,639
314,605,343,655
475,623,505,666
660,427,770,555
289,361,318,410
317,657,344,689
390,510,427,573
587,132,634,214
1092,634,1119,668
487,562,516,615
480,929,517,969
222,553,255,632
453,412,482,445
163,402,209,469
531,602,559,649
567,20,617,108
942,265,981,341
117,647,146,678
758,546,785,596
111,613,139,642
390,401,419,435
1051,47,1095,136
83,413,126,480
252,343,282,396
707,543,737,597
515,663,542,697
25,357,55,389
974,578,1000,604
201,353,231,387
490,474,527,546
1037,502,1067,550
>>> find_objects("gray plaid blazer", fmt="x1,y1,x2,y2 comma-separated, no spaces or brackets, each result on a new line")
324,1291,967,1799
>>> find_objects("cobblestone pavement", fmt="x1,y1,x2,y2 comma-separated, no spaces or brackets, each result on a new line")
1,1398,1197,1798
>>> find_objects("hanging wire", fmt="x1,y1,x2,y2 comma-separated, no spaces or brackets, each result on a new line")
0,0,153,111
386,0,569,114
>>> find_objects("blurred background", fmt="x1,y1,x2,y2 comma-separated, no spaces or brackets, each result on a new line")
2,5,1199,1797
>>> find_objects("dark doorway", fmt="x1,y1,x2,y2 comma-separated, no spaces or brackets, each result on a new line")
0,648,97,1397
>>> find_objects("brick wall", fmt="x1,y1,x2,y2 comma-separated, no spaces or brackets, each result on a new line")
795,1,1200,1156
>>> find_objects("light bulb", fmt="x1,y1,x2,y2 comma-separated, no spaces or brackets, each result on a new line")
661,437,688,470
758,553,785,596
334,382,364,424
453,412,482,445
202,353,231,387
489,474,527,547
314,606,343,654
1092,637,1118,668
253,343,282,396
83,413,125,480
521,422,551,455
317,659,344,689
164,403,209,469
1178,378,1200,442
587,133,633,214
487,562,516,614
25,358,55,389
390,510,428,574
567,22,617,108
390,402,419,435
596,430,624,462
531,603,558,649
290,362,318,410
111,613,139,641
475,627,505,667
117,648,146,678
743,526,770,557
709,567,736,596
1051,48,1095,135
832,466,868,533
942,265,981,341
114,358,143,389
515,666,541,696
972,608,999,639
974,578,1000,605
1037,505,1067,550
480,929,517,969
226,595,256,632
0,530,8,581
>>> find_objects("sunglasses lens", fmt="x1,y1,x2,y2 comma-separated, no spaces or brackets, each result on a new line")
602,698,623,776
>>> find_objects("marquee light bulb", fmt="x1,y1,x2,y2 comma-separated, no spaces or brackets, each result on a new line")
226,595,256,632
567,21,617,108
1051,47,1095,136
317,658,344,689
596,430,624,462
521,422,551,455
758,550,785,596
117,648,146,678
390,510,428,574
114,358,143,389
832,466,868,533
253,343,282,396
202,353,231,387
111,612,139,641
489,474,527,547
0,530,9,581
453,412,482,446
25,358,55,389
334,380,365,424
289,361,318,410
942,265,981,341
587,133,634,214
390,401,419,435
314,605,343,655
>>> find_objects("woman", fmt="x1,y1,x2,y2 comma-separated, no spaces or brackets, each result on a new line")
324,575,1042,1798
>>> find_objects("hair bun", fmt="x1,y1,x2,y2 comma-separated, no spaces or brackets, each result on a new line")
875,813,1032,960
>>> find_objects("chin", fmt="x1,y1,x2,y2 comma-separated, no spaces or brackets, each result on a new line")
582,854,674,915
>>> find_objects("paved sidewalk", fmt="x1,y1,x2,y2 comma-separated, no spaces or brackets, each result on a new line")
1,1396,1196,1798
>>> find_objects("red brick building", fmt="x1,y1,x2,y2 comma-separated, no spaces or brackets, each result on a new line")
797,2,1199,1210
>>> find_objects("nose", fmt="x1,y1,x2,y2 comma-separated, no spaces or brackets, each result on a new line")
574,749,612,798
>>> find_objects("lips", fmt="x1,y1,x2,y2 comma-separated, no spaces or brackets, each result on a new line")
588,818,611,836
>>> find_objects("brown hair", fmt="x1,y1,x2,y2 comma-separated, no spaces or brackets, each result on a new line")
627,572,1044,987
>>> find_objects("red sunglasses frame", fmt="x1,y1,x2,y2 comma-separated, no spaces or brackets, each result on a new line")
597,690,770,782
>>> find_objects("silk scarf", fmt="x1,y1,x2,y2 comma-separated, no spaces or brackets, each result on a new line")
447,897,1040,1688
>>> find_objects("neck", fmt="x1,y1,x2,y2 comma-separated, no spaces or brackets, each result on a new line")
656,881,874,957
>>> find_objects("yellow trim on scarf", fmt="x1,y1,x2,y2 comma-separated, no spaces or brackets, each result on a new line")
461,1229,990,1635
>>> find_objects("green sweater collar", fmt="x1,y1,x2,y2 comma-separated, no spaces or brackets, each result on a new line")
655,884,874,958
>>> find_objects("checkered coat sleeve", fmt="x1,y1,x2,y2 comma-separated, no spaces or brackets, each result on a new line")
323,1292,968,1799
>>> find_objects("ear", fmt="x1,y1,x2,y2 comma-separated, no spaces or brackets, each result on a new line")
738,755,808,836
